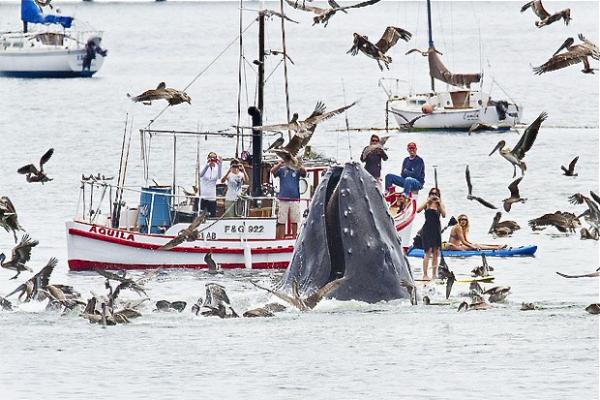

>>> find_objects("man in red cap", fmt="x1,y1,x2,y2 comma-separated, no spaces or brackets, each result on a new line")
384,142,425,195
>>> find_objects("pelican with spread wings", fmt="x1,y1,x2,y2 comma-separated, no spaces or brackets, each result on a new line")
0,196,23,243
520,0,571,28
285,0,381,27
17,148,54,184
465,165,497,210
533,34,599,75
158,211,208,251
347,26,412,70
0,234,39,280
489,112,547,177
128,82,191,106
246,101,355,167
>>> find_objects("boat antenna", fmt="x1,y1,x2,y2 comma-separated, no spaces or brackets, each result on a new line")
279,0,293,141
248,11,266,198
341,78,350,132
111,113,129,228
426,0,435,92
235,0,244,158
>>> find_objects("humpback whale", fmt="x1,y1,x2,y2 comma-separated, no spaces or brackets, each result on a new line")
278,162,414,303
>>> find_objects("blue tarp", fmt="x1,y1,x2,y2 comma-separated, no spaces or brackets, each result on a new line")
21,0,73,29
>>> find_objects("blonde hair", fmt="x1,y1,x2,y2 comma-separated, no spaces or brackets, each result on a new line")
458,214,470,235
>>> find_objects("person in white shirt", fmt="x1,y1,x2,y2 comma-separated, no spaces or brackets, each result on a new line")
199,152,222,217
221,159,248,218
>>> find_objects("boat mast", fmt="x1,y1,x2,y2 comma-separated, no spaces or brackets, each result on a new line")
426,0,435,92
248,11,265,198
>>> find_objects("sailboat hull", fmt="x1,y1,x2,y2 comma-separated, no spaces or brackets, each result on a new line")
0,49,104,77
389,91,522,131
0,31,106,78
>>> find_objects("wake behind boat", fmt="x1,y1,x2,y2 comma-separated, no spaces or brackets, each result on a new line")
0,0,107,78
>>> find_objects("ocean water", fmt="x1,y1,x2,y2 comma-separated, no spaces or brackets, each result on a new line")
0,1,598,399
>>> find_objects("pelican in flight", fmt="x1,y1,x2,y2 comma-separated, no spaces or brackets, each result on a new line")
285,0,381,28
520,0,571,28
128,82,191,106
502,177,526,212
405,48,443,57
244,101,355,168
534,35,599,75
0,234,38,279
528,211,580,233
17,148,54,184
561,156,579,176
569,191,600,231
465,165,497,210
347,26,412,71
158,211,208,251
0,196,23,243
489,111,547,177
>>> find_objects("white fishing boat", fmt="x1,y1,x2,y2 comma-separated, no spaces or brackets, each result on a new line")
0,0,107,78
65,10,417,271
65,131,417,271
382,0,522,131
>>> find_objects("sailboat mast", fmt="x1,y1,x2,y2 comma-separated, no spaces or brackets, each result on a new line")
249,12,265,198
426,0,435,91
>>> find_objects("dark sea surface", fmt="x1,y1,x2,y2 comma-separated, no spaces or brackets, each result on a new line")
0,1,598,399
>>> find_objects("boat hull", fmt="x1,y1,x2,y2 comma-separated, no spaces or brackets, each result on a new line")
391,104,522,130
0,49,104,78
66,199,418,271
66,220,295,270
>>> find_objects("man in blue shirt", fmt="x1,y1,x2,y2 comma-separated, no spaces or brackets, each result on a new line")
385,142,425,195
271,161,307,239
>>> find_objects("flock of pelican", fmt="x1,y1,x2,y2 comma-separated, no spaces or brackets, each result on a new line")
521,0,599,74
1,0,598,324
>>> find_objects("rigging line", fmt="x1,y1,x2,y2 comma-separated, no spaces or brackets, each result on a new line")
146,19,257,129
236,0,244,158
491,77,518,106
279,0,292,141
265,59,284,83
241,55,257,73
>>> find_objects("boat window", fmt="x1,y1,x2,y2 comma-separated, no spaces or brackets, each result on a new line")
35,33,64,46
12,41,24,48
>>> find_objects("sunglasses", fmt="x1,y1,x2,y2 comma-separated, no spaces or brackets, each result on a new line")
459,219,468,222
371,139,380,143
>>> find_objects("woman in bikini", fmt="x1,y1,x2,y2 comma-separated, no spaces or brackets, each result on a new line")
446,214,507,251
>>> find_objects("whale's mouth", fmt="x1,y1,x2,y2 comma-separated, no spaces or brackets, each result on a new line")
324,167,345,283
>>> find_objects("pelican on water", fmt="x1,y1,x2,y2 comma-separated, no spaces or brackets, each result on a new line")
489,112,547,177
488,212,520,236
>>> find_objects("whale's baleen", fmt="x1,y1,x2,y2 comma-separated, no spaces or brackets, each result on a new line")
278,162,415,303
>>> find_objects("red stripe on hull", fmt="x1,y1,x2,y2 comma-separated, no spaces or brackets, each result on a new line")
68,259,290,271
68,228,294,254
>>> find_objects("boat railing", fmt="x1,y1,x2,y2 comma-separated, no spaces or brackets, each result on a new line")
0,29,103,49
76,179,310,234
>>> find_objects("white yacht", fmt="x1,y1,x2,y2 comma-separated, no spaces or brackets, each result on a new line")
0,0,107,78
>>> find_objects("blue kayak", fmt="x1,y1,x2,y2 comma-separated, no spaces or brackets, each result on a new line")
406,245,537,258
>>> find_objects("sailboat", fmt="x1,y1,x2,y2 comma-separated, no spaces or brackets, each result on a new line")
0,0,107,78
383,0,523,131
65,8,418,271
